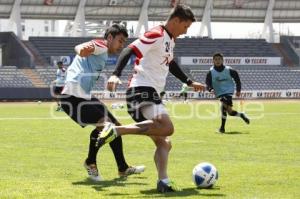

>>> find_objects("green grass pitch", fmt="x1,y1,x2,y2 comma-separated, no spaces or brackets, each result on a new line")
0,100,299,198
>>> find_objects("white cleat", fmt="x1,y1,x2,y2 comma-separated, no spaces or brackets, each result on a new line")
118,165,146,177
83,162,103,182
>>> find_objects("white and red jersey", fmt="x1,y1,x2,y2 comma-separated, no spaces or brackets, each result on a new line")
129,25,175,93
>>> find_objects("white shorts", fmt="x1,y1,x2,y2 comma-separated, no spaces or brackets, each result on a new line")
140,104,168,120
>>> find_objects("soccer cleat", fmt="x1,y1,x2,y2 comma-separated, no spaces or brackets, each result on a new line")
83,161,103,182
95,122,117,148
118,165,146,177
241,113,250,124
217,128,225,133
157,180,181,193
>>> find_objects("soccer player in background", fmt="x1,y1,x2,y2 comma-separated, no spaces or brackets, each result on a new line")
98,4,206,193
59,24,145,182
179,83,189,103
206,53,250,133
52,61,66,111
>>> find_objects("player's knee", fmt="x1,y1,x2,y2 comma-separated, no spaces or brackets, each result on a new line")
155,138,172,151
227,109,235,116
165,139,172,151
162,123,174,136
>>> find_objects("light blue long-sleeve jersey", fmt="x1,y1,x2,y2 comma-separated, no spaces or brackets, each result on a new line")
65,50,107,95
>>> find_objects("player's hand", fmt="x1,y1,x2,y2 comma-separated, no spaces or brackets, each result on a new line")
107,75,122,91
75,42,95,57
190,82,206,92
209,88,215,95
236,91,241,97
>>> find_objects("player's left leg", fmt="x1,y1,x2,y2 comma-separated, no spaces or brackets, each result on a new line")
82,98,145,179
183,93,188,103
225,98,250,124
218,103,227,133
53,86,63,111
149,135,179,192
141,105,179,192
150,135,171,180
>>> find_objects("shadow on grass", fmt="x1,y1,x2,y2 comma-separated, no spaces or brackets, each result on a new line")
224,131,249,135
140,186,225,198
72,177,149,192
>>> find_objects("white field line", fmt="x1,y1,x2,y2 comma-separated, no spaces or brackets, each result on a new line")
0,112,299,120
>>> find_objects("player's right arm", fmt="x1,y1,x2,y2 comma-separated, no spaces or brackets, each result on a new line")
169,60,206,92
229,69,241,97
74,40,107,57
205,71,214,93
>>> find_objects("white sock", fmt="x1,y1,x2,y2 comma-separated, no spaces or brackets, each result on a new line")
161,178,170,184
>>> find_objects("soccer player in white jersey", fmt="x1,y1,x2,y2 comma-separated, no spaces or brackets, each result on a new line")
96,4,206,193
59,24,145,182
52,61,66,111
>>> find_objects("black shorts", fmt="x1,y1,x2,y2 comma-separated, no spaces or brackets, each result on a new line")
219,94,233,106
126,86,162,122
60,95,117,127
180,92,187,98
53,86,64,95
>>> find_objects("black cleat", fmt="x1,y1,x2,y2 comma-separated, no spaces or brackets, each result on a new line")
217,128,225,133
156,180,181,193
241,113,250,124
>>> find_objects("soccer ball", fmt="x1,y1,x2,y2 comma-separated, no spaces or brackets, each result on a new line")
192,162,218,188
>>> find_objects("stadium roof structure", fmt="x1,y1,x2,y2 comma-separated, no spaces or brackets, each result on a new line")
0,0,299,22
2,0,300,42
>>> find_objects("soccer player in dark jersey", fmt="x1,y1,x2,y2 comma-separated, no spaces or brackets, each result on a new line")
206,53,250,133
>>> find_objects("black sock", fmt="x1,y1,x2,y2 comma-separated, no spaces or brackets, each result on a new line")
221,105,227,129
86,128,100,165
228,110,241,117
109,136,129,172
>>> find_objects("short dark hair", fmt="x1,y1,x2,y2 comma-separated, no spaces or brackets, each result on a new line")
57,61,63,65
168,4,196,22
104,24,128,39
213,52,224,59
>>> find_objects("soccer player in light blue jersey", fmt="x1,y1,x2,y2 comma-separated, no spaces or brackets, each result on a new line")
59,24,145,182
206,53,250,133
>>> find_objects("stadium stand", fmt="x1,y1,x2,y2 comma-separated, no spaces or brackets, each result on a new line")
0,66,33,87
189,65,300,91
28,64,300,91
279,36,300,65
29,37,136,64
29,37,280,64
0,32,34,68
0,0,299,99
1,34,299,93
175,38,280,57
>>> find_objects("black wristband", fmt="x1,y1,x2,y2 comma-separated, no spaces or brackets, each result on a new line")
186,79,193,86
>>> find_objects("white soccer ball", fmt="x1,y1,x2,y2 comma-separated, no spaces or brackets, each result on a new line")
192,162,218,188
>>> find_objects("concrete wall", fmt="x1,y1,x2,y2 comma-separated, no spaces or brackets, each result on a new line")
0,32,34,68
0,87,52,100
